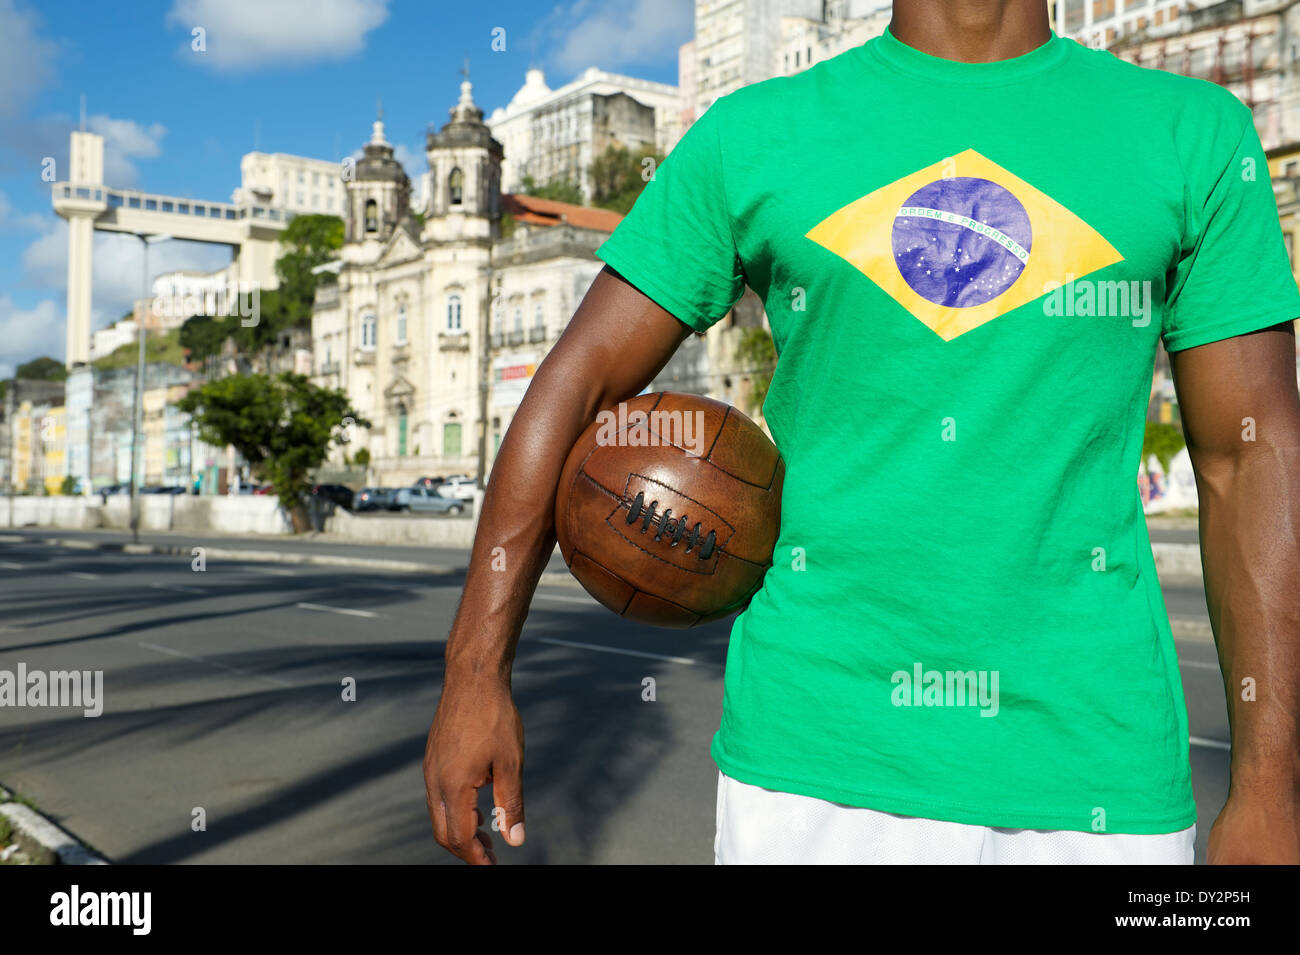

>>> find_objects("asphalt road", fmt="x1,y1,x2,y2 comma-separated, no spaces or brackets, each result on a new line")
0,534,1230,864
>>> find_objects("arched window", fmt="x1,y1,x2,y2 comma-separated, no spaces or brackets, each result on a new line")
446,294,462,332
364,199,378,233
361,313,376,349
396,303,407,345
533,301,545,330
448,168,464,206
512,306,523,333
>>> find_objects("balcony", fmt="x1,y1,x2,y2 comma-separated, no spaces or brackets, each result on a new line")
315,284,339,309
439,332,470,352
354,348,375,365
319,360,341,376
490,332,504,348
506,330,525,347
528,326,546,343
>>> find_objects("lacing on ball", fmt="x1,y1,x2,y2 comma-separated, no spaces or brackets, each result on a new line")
624,490,716,560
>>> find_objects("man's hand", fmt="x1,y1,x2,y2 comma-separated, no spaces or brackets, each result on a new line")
424,674,525,865
1208,788,1300,864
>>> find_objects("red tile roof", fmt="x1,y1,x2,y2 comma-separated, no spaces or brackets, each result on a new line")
501,193,624,233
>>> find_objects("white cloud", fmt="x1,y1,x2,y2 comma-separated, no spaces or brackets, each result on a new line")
540,0,692,76
22,221,231,329
0,295,62,376
166,0,389,70
0,0,57,118
14,113,166,188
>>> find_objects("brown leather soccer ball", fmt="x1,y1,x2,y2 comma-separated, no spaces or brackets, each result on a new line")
555,392,784,628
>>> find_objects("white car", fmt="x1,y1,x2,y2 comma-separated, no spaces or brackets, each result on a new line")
435,476,477,501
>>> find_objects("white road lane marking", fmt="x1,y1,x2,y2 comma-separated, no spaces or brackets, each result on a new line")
259,567,298,576
1189,737,1231,751
296,602,379,619
137,641,293,688
150,582,205,594
533,592,599,606
1179,659,1221,671
0,561,23,570
69,571,100,580
534,636,705,667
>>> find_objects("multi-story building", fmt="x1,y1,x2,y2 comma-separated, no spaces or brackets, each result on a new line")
1054,0,1192,48
694,0,825,113
677,40,699,141
1110,0,1300,150
773,1,889,76
234,152,345,216
487,68,680,200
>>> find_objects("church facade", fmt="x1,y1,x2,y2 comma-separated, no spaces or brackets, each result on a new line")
313,80,770,490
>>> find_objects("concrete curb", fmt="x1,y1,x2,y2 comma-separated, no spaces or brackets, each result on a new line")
1151,542,1203,584
0,788,108,865
35,536,461,576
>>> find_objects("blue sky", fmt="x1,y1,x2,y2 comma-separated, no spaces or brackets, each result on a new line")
0,0,691,377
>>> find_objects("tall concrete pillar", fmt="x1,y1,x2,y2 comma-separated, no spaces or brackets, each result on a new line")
65,211,95,367
54,131,107,369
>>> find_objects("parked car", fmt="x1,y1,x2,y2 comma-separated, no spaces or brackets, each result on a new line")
434,475,477,501
412,476,444,492
311,483,355,510
392,486,466,515
354,487,396,511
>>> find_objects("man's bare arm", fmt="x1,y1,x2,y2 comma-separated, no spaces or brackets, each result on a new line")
424,266,692,864
1169,321,1300,863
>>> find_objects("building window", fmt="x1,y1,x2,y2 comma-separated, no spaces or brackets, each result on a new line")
398,405,408,457
447,294,463,332
396,304,407,344
443,422,462,458
365,199,378,233
449,168,464,206
361,314,377,349
533,302,545,330
512,307,523,333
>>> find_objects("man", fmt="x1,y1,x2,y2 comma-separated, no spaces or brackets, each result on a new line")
424,0,1300,864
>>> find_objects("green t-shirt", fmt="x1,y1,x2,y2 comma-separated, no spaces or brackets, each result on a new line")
595,27,1300,834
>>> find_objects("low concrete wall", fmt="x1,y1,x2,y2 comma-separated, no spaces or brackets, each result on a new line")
0,491,482,546
0,494,293,536
323,508,478,547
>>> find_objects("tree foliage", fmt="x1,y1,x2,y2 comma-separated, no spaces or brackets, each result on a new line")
589,144,662,214
15,356,67,382
520,175,583,206
176,372,367,525
1142,420,1186,475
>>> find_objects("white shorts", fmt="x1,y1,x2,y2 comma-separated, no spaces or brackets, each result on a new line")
714,772,1195,865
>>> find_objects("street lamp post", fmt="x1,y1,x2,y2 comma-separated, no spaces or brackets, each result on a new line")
128,233,171,545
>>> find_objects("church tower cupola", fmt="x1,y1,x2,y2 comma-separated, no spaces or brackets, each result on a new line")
344,104,411,244
425,71,503,231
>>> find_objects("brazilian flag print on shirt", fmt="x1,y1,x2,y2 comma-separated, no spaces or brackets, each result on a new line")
596,26,1300,833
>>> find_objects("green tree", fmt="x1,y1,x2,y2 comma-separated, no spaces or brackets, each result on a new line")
274,214,344,329
177,372,368,531
15,356,67,382
178,314,233,364
734,327,778,416
589,144,662,214
520,175,584,205
1142,420,1186,475
59,475,78,496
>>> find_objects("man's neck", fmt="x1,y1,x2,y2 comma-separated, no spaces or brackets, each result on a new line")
889,0,1053,62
